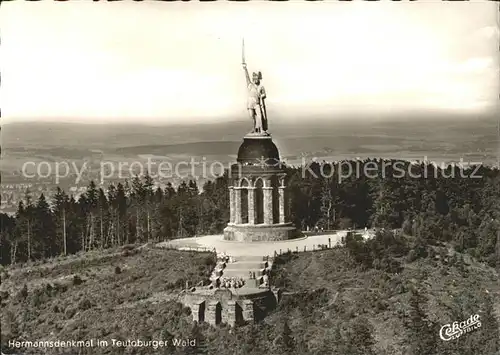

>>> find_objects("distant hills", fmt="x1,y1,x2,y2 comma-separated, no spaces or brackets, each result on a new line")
114,141,241,156
1,114,498,170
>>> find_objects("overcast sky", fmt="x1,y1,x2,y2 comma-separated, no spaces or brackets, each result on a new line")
1,1,499,124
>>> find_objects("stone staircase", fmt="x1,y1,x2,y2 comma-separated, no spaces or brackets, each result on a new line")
186,253,281,326
225,260,268,269
221,268,265,278
211,255,272,287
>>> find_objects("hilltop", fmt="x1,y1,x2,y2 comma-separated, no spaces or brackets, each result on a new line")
1,232,499,355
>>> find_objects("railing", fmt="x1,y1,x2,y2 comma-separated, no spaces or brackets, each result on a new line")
176,246,215,253
160,244,216,254
271,229,378,258
272,239,335,258
302,229,339,236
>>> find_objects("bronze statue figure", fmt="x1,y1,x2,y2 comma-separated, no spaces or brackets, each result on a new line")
242,39,268,134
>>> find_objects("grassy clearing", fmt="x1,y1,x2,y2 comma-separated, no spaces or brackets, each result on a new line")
269,245,499,355
1,246,216,355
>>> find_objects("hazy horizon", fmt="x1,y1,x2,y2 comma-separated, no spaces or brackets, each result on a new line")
1,1,499,125
3,110,498,127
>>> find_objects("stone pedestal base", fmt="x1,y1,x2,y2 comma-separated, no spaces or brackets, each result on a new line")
183,288,281,326
223,223,299,242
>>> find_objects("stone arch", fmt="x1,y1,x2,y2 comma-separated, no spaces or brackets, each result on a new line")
271,175,279,224
235,302,244,325
239,177,251,188
215,302,222,325
240,187,248,224
254,176,265,187
237,178,250,224
255,178,264,224
198,301,205,323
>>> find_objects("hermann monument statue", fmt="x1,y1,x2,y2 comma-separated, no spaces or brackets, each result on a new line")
182,41,289,326
242,39,269,135
222,39,298,242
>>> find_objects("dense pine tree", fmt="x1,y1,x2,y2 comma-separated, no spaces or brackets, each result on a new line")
0,160,498,266
404,283,439,355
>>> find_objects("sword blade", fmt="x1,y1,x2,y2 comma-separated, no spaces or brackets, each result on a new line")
242,38,245,64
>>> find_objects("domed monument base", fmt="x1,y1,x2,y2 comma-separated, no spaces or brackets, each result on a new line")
225,132,298,242
224,223,299,242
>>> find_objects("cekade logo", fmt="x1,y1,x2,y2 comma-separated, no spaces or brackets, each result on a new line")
439,314,481,341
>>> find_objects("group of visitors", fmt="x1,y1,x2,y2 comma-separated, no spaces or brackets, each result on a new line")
217,277,245,289
218,252,235,264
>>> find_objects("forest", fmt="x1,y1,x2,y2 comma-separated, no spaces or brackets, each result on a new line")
1,159,499,267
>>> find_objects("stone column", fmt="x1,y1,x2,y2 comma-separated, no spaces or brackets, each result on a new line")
191,304,200,323
247,187,256,224
229,186,234,223
241,300,254,323
234,188,242,224
206,301,219,326
278,186,285,224
190,301,205,323
263,184,273,225
224,300,237,326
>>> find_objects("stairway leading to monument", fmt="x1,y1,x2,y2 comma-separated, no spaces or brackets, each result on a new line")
210,254,272,288
222,268,265,278
224,261,267,270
